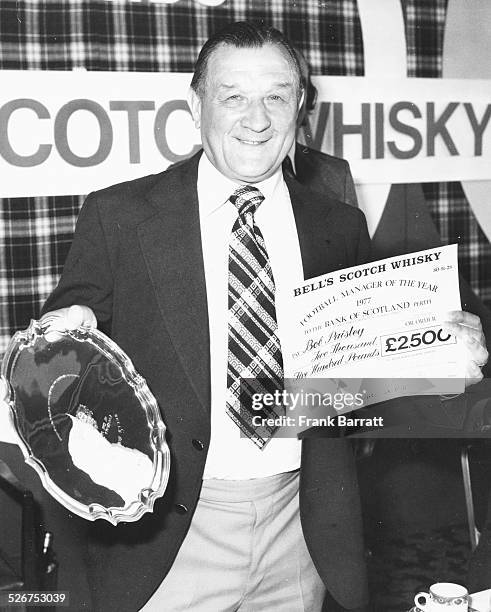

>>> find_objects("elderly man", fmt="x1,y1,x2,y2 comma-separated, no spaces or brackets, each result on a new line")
1,21,488,612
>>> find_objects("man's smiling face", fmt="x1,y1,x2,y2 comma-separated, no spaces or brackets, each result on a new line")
188,43,301,183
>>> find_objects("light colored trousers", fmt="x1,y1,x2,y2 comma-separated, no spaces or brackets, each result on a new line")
141,470,326,611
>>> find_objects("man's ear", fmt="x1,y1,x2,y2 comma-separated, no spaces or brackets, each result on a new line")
187,87,201,129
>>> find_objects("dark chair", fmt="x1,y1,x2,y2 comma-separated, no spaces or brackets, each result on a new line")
461,445,480,550
461,441,491,551
0,459,58,594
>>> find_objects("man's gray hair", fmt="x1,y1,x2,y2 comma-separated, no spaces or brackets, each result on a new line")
190,21,303,99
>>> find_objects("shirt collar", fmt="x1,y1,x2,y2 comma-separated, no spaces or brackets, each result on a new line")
198,151,285,217
288,141,297,175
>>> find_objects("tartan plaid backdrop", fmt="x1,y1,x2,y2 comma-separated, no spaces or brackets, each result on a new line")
0,0,489,355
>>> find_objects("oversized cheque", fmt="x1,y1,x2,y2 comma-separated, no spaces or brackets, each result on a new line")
280,245,464,413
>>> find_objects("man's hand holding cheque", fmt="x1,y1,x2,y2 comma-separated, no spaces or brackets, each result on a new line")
442,310,489,387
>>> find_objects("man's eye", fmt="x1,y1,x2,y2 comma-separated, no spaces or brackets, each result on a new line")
267,94,283,102
226,94,243,102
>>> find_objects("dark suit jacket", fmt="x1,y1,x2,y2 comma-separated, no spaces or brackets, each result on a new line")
292,143,359,208
42,149,371,612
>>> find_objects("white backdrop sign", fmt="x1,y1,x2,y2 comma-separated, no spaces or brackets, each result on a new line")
0,70,490,197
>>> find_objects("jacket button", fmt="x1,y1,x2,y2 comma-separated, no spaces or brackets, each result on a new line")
174,504,188,514
192,439,204,451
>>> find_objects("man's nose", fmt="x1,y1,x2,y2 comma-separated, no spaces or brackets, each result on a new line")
241,100,271,132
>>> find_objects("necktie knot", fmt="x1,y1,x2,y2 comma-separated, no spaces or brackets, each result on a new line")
230,186,265,217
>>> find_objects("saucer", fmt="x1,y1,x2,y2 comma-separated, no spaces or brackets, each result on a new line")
409,606,478,612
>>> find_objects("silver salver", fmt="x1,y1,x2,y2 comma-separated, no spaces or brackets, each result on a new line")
1,319,170,525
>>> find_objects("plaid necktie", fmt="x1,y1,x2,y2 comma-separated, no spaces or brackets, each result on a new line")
227,185,284,449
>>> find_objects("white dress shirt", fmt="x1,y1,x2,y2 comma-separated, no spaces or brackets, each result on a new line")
198,153,304,480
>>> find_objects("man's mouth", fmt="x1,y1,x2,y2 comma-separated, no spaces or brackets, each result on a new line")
236,137,270,146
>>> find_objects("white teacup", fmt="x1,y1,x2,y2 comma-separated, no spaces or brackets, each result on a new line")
414,582,469,610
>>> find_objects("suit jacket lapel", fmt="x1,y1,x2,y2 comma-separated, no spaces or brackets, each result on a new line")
293,144,339,202
137,152,211,415
285,172,350,279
